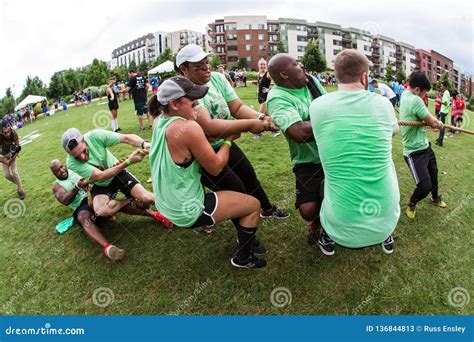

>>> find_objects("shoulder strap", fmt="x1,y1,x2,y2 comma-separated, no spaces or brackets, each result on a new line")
306,73,322,100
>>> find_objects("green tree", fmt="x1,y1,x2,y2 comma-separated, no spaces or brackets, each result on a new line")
384,63,395,83
237,57,248,69
395,68,407,83
277,41,286,53
209,55,222,70
301,38,327,73
128,60,138,72
47,72,68,100
109,66,128,82
63,69,80,94
85,59,109,87
440,71,454,93
19,76,47,102
0,93,15,114
138,60,149,74
155,48,175,67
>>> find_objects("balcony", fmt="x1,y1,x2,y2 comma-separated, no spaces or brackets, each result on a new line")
342,34,351,42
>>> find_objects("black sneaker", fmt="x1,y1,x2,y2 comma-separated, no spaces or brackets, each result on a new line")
236,238,268,255
318,230,335,256
260,206,290,219
231,255,267,269
307,220,321,245
382,235,394,254
434,140,443,147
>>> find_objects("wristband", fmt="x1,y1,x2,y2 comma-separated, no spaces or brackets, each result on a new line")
74,184,80,190
258,113,265,121
125,159,131,166
223,140,232,147
141,140,146,149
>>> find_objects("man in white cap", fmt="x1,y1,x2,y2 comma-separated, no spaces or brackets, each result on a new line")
174,44,290,220
62,127,172,227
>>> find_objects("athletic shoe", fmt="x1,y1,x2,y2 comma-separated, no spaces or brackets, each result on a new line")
271,130,281,137
235,238,268,255
18,190,25,200
139,127,145,132
231,255,267,269
430,196,447,208
382,235,394,254
318,230,335,256
104,244,125,261
146,178,152,184
253,133,262,140
307,220,321,245
153,211,173,229
406,203,416,219
260,206,290,219
434,140,443,147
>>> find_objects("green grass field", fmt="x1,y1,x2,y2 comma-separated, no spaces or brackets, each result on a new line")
0,85,472,315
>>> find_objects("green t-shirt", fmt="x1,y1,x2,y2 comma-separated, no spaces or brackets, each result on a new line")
399,90,430,156
198,71,238,148
149,116,205,228
310,90,400,248
67,129,120,187
266,76,326,165
55,170,88,211
440,89,451,113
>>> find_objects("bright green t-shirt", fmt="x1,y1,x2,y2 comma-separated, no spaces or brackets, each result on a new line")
310,90,400,248
149,116,205,228
399,90,430,156
267,77,326,165
440,89,451,113
198,72,238,148
55,170,88,211
67,129,120,187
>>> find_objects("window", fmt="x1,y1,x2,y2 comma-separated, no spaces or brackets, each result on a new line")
333,39,342,46
364,45,370,51
227,56,238,62
246,56,252,62
228,45,238,51
258,34,265,40
245,34,252,40
297,46,306,52
216,46,224,53
227,34,237,40
332,30,341,36
333,49,341,55
246,44,252,51
257,24,265,29
297,35,307,42
259,44,266,51
244,24,252,30
280,24,287,30
225,24,237,31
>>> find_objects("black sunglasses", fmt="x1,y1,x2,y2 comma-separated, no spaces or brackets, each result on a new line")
67,138,79,151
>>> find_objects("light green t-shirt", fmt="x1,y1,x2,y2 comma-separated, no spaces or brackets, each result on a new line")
440,89,450,113
67,129,120,187
149,116,205,228
267,76,326,165
198,71,239,148
310,90,400,248
399,90,430,156
55,170,88,211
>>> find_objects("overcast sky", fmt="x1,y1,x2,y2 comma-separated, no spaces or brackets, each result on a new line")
1,0,472,98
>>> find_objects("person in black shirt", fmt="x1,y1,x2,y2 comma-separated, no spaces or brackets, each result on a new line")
0,120,25,199
123,70,151,131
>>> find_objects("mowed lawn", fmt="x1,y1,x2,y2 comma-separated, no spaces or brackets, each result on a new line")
0,84,472,315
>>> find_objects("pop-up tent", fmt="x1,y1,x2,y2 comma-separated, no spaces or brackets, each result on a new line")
148,61,174,75
15,95,46,111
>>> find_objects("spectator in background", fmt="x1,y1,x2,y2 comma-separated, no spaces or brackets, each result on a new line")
392,80,400,105
370,79,397,107
217,65,234,86
435,81,450,147
123,70,151,131
242,68,247,87
228,68,236,86
434,91,442,120
106,77,121,132
450,91,465,135
150,75,159,94
0,120,25,200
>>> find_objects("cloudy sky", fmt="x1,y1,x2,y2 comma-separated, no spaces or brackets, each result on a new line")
1,0,472,98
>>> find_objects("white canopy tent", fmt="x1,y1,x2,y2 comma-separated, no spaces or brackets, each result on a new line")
148,61,174,75
15,95,46,111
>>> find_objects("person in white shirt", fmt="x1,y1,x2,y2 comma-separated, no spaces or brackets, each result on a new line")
370,79,397,107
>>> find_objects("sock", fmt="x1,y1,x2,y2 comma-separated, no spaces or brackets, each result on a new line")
111,119,116,131
236,224,257,261
114,118,119,130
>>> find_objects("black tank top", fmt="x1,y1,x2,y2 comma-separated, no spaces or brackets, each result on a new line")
108,87,118,106
258,71,271,98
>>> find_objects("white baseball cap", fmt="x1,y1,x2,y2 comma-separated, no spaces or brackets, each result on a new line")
175,44,210,68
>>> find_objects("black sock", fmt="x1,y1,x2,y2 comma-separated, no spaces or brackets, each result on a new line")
236,224,256,261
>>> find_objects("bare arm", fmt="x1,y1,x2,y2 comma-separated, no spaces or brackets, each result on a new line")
119,134,150,149
285,121,315,143
194,106,269,137
89,149,147,182
227,98,261,120
107,87,114,101
52,182,79,206
423,113,443,128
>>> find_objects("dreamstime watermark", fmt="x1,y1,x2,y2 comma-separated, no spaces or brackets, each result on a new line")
3,198,26,219
359,198,381,219
92,110,112,130
439,194,473,226
360,21,381,38
352,274,390,314
270,287,292,308
447,287,470,308
2,279,34,313
92,287,114,308
170,279,212,315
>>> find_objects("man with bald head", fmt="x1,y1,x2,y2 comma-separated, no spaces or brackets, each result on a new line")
50,159,125,260
266,53,326,245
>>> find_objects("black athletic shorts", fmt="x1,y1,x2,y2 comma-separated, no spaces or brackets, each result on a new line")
108,102,119,111
389,97,397,107
293,162,324,209
134,101,148,116
90,169,140,200
72,197,100,225
189,192,218,228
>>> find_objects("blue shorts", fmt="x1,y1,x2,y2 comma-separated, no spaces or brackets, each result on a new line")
134,101,148,116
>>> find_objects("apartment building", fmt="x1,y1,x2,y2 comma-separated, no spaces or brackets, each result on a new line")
111,33,156,69
167,29,206,54
396,41,417,77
